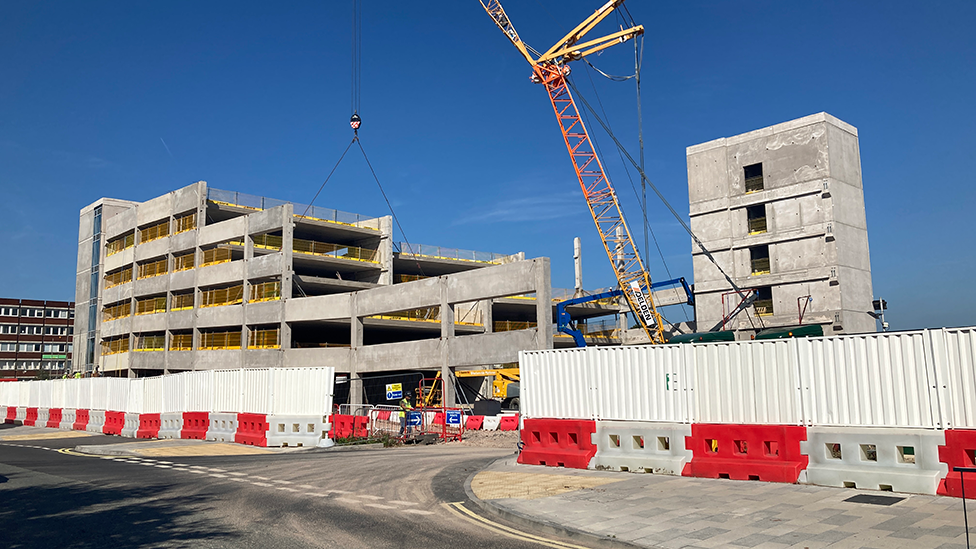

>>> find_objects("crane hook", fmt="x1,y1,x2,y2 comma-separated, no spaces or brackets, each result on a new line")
350,113,362,134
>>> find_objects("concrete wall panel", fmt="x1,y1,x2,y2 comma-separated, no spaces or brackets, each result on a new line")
131,313,167,334
104,208,137,241
194,350,242,370
134,238,170,263
103,248,133,273
196,261,245,288
245,300,282,325
169,269,195,292
133,274,169,299
242,349,282,369
355,339,441,373
172,182,204,214
198,216,246,247
247,253,283,280
166,351,193,372
136,193,172,228
449,330,539,367
284,348,352,371
196,305,244,328
286,294,352,322
167,309,195,331
247,204,288,234
687,144,730,205
129,352,166,371
826,123,862,188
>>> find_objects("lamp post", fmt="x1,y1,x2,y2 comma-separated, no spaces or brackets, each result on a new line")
867,298,889,332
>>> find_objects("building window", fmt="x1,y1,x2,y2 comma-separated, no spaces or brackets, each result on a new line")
174,212,196,234
19,343,41,352
200,285,244,308
19,325,42,335
134,333,165,352
201,246,233,267
103,301,132,322
248,326,281,349
249,281,281,303
137,257,168,280
753,287,773,316
105,265,133,288
139,219,170,244
169,332,193,351
0,342,15,351
42,343,65,353
106,231,135,256
0,307,17,317
199,329,242,350
101,336,130,355
173,251,195,272
747,205,767,235
744,163,764,193
750,245,770,275
135,296,167,316
171,292,194,311
0,325,15,334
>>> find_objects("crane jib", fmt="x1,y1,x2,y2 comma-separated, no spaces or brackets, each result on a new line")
628,281,656,327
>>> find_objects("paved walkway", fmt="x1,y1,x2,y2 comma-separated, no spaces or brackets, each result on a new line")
469,456,972,549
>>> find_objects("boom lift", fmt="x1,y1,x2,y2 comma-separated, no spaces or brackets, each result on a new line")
481,0,666,344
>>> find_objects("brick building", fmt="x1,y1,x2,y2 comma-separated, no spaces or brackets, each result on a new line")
0,299,75,380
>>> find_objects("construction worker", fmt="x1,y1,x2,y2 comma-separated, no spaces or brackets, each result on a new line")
73,371,82,379
399,391,414,436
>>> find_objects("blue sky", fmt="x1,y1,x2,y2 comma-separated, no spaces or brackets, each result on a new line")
1,1,973,331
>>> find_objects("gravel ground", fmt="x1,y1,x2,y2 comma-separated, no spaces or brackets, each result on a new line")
448,429,520,448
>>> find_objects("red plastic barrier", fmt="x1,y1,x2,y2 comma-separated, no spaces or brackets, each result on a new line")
181,412,209,440
376,410,391,421
465,415,484,430
330,414,369,439
137,413,161,439
938,429,976,498
47,408,63,428
235,413,268,446
683,424,808,483
353,416,369,437
499,414,519,431
24,407,38,426
73,409,89,430
5,406,16,424
432,412,445,425
518,418,597,469
103,411,125,436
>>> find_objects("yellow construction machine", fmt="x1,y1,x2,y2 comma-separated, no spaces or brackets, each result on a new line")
455,366,521,410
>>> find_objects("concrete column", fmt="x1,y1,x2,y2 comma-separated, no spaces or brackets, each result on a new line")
349,292,363,406
440,277,456,407
534,258,553,350
279,206,293,351
479,299,493,333
377,215,393,286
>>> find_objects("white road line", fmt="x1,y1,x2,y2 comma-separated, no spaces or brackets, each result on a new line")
389,501,418,506
209,474,228,478
208,468,227,473
139,462,155,466
277,487,298,492
252,482,273,487
306,493,328,497
156,461,173,465
273,480,292,484
335,498,362,504
298,484,317,490
228,472,247,476
403,509,434,516
155,465,172,468
187,469,206,474
228,478,247,482
356,495,384,500
252,476,269,480
364,503,396,510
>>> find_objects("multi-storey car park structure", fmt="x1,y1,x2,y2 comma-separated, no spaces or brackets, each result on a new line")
686,112,875,338
73,181,619,404
0,298,74,380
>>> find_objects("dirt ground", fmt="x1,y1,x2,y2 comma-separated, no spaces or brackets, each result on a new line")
447,428,520,448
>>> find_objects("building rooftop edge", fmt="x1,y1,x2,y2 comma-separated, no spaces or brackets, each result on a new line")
686,112,858,156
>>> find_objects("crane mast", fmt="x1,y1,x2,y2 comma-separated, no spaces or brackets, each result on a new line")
481,0,665,344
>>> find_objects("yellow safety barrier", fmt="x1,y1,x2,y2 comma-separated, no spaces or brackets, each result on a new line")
169,333,193,351
135,296,166,315
173,251,195,272
249,281,281,302
106,232,135,256
750,257,770,275
201,247,232,267
293,238,378,263
293,214,376,230
253,233,283,251
103,302,131,322
134,334,165,352
754,299,774,317
247,328,280,349
209,199,261,211
199,330,242,350
171,293,194,311
397,274,428,283
174,212,196,234
748,217,767,235
139,220,169,244
101,336,130,355
104,266,133,288
137,258,168,279
494,320,537,332
368,307,483,325
200,285,243,308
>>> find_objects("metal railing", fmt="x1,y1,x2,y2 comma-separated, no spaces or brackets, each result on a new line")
494,320,537,331
174,212,196,234
748,216,767,234
200,285,244,308
139,220,169,244
199,330,242,350
101,336,129,355
753,299,774,316
249,281,281,302
104,267,133,288
135,297,166,316
253,234,283,251
137,258,168,280
745,176,764,193
173,252,195,272
293,238,378,263
103,302,131,322
248,328,280,349
171,293,194,311
207,187,381,231
395,242,510,264
201,247,232,267
169,333,193,351
751,257,771,275
106,232,134,256
134,334,165,352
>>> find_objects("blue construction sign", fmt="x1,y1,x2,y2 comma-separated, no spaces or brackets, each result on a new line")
407,411,422,426
386,383,403,401
445,410,462,425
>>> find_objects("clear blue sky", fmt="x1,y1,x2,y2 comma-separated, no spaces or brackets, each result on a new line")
1,1,973,331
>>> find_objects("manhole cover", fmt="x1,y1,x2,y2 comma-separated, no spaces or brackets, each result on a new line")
844,494,905,506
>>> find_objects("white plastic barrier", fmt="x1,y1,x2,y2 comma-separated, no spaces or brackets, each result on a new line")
213,369,242,414
158,412,183,439
35,408,49,427
126,379,145,414
50,380,65,409
590,421,692,475
15,407,26,423
266,415,328,448
143,377,163,414
18,383,29,409
799,427,947,495
482,415,501,431
90,379,108,411
206,412,238,443
87,410,105,433
60,409,76,430
271,368,335,415
161,374,184,413
241,369,272,413
105,378,130,412
120,412,140,438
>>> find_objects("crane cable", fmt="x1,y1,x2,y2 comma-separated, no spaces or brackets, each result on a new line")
351,0,362,119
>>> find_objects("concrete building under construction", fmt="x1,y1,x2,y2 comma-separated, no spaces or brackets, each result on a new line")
72,181,618,402
686,112,875,337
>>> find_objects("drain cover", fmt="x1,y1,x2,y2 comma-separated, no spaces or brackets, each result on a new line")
844,494,904,506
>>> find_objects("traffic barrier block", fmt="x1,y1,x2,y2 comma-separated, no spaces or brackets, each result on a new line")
801,427,946,495
103,411,125,436
591,421,693,475
684,424,808,483
158,412,182,439
86,410,105,433
206,412,238,442
181,412,209,439
59,409,76,430
482,415,501,431
465,415,485,430
353,416,369,437
376,410,391,421
499,414,519,431
15,406,26,424
518,418,597,469
35,408,49,428
235,413,268,447
938,429,976,499
24,407,38,426
432,412,445,425
137,413,161,439
73,409,90,431
267,415,330,448
47,408,63,429
331,414,354,438
120,412,140,438
4,406,15,424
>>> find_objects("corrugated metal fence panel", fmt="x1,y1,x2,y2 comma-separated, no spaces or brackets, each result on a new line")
161,374,184,413
519,348,592,420
694,339,803,425
50,379,65,409
938,327,976,428
271,367,335,415
35,381,52,408
183,370,215,412
90,378,109,410
142,377,163,414
587,345,693,422
796,331,937,428
213,369,242,413
0,382,18,406
27,381,39,407
63,380,77,409
241,368,272,414
105,378,130,411
18,382,30,407
76,378,92,409
126,379,145,414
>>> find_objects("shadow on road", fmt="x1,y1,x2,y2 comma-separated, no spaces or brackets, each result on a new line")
0,482,238,549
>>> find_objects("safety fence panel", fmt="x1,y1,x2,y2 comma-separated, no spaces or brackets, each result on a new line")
90,378,108,410
213,369,242,413
126,379,145,414
694,339,803,425
271,367,334,415
161,373,184,413
50,380,65,409
0,382,17,407
241,368,272,414
63,379,79,409
18,382,29,408
796,331,939,428
183,370,214,412
935,328,976,429
75,378,92,410
519,348,592,420
105,378,130,411
588,345,694,423
28,381,41,407
142,376,163,414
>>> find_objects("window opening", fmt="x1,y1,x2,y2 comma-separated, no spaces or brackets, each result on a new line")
750,245,770,275
744,163,764,192
747,204,767,234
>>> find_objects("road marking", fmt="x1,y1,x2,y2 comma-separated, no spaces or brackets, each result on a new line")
364,503,396,510
228,472,247,476
252,476,269,480
443,502,591,549
1,431,94,441
335,497,362,504
356,494,384,500
389,501,418,506
403,509,434,516
156,461,173,464
273,480,292,484
228,477,247,482
208,468,227,473
252,482,273,487
210,474,228,478
277,487,298,492
155,465,172,468
307,493,329,497
187,469,206,474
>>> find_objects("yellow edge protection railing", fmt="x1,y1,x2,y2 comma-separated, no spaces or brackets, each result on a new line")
209,199,261,211
494,320,537,332
293,214,379,231
293,237,378,263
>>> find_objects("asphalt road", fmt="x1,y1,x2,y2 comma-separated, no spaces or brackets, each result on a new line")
0,424,593,549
